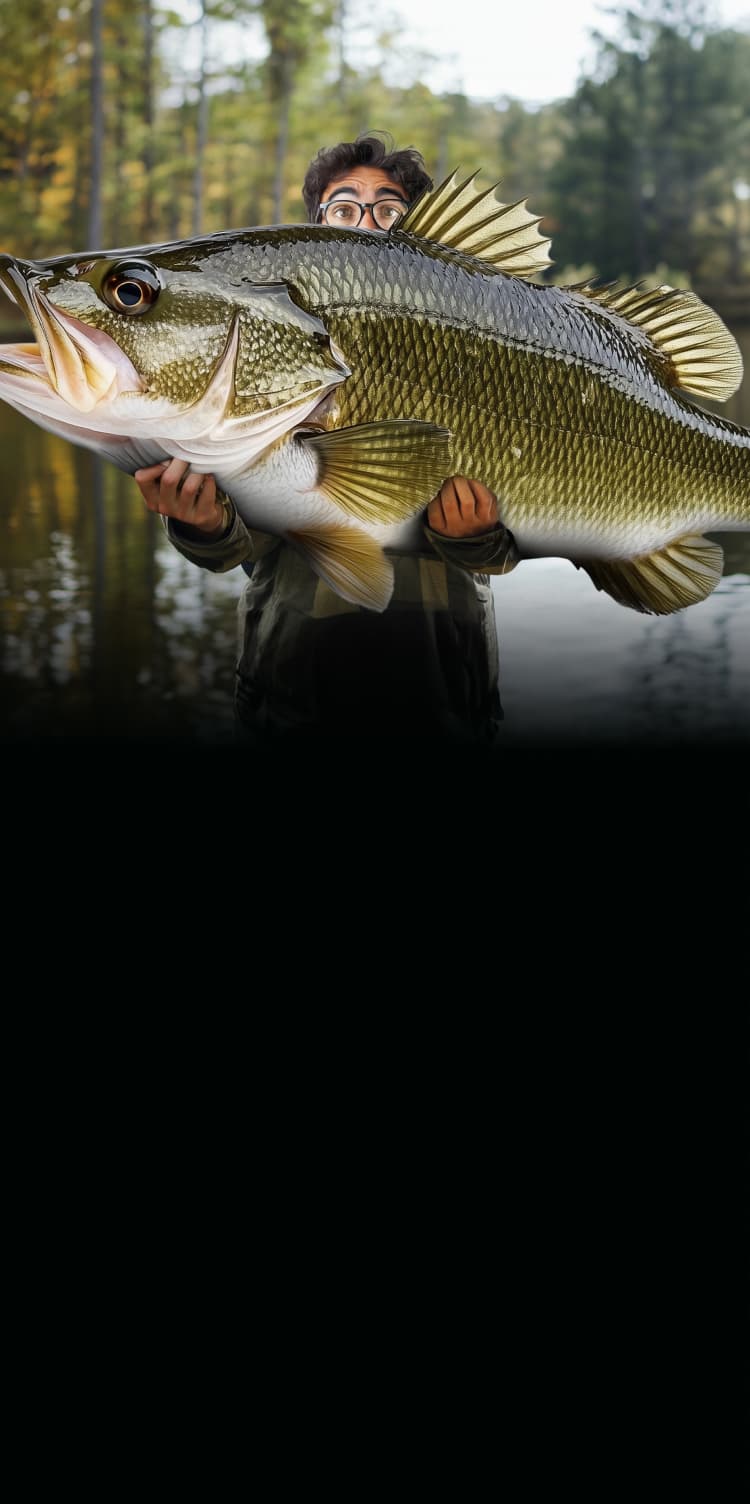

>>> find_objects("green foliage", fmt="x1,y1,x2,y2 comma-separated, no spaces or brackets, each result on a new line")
0,0,746,300
546,0,750,285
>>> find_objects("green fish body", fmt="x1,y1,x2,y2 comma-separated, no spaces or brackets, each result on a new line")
0,171,747,613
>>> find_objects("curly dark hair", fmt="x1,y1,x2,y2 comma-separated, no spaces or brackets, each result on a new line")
301,131,433,224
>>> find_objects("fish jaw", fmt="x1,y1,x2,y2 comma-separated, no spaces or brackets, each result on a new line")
0,251,352,474
0,255,145,410
0,271,347,475
0,329,346,478
0,342,156,470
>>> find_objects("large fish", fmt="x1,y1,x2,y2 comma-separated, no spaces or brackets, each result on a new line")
0,171,748,614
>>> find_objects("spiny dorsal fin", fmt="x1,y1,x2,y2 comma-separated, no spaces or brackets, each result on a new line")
574,534,724,615
287,523,394,612
573,281,743,403
398,169,553,280
299,419,452,526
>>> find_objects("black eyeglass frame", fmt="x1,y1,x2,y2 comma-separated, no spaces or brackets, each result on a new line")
317,196,410,228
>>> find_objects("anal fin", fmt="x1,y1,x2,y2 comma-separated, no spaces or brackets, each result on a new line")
575,534,724,615
288,524,394,612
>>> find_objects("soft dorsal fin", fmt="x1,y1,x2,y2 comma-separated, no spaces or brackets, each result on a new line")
572,281,743,403
398,169,553,280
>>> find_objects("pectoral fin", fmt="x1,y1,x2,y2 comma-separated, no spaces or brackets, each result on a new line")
574,534,724,615
287,524,394,612
299,420,452,526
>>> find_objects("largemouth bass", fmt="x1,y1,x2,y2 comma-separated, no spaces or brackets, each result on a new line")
0,171,748,614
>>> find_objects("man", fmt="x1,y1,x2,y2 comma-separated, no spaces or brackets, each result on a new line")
134,134,517,747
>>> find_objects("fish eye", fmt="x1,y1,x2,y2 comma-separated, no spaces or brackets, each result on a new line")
101,261,161,315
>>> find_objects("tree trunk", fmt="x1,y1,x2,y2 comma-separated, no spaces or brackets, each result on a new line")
112,29,128,245
192,2,209,236
272,60,293,222
142,0,155,240
88,0,104,246
336,0,346,93
630,57,647,277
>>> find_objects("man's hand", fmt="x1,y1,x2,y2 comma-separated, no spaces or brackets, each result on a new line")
426,476,499,538
135,459,225,537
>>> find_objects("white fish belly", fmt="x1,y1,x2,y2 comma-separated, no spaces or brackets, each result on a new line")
226,441,354,537
224,440,429,548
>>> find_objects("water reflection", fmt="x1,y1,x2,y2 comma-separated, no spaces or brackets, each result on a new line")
494,556,750,747
0,401,748,749
0,404,239,742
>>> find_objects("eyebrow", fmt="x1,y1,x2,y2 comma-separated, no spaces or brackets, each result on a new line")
326,184,406,200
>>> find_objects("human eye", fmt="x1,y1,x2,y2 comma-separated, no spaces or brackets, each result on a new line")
376,201,405,227
329,201,359,224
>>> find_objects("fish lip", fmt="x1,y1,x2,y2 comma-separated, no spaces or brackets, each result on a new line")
0,256,41,329
0,255,144,409
0,258,48,381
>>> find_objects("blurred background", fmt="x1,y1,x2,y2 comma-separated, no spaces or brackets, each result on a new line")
0,0,749,749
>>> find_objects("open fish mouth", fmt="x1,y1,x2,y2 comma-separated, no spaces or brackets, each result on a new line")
0,255,351,474
0,254,144,411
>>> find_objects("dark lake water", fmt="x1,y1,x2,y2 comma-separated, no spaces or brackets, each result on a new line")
1,384,749,756
0,402,240,746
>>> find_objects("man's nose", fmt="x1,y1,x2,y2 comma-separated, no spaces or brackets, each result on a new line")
359,207,378,230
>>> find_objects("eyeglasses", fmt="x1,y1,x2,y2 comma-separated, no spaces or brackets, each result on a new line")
318,197,409,230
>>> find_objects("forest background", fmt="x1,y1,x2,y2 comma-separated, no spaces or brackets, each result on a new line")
0,0,748,748
0,0,748,312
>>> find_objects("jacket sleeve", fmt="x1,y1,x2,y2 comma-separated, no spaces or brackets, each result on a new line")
161,492,280,574
422,520,520,575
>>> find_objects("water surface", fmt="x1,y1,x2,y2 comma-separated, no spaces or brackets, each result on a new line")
1,402,748,752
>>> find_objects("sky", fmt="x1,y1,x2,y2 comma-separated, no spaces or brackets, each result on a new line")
175,1,750,109
377,0,750,105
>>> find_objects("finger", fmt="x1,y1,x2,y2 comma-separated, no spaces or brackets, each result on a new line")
134,462,170,482
472,486,499,527
435,477,463,532
450,475,476,517
136,476,164,510
426,494,447,532
194,475,217,513
134,462,167,510
135,460,194,517
449,477,500,529
155,459,193,511
177,470,208,503
174,474,221,530
161,458,191,487
464,478,498,526
463,477,494,506
454,476,498,525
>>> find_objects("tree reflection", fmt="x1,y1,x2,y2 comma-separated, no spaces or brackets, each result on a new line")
0,410,238,743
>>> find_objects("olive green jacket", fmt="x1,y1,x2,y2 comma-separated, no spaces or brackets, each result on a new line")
162,493,518,585
162,499,517,742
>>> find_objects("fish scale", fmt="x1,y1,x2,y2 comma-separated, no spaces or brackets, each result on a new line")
0,172,748,616
313,284,745,554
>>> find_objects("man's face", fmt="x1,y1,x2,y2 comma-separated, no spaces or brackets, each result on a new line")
318,165,409,232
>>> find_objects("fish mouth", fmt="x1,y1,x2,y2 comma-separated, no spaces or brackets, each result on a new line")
0,254,144,411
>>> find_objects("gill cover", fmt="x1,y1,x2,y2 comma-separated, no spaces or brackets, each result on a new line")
232,281,351,409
